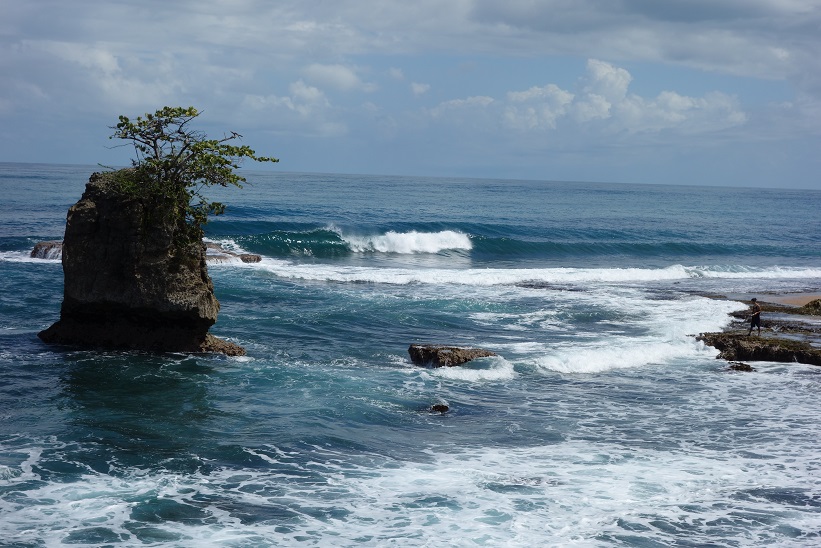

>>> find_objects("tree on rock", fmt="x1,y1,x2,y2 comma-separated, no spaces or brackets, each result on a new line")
38,107,276,354
110,106,278,239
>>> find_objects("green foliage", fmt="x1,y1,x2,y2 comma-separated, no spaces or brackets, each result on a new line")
109,106,277,238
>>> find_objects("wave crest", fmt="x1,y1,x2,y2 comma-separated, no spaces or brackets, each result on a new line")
341,230,472,254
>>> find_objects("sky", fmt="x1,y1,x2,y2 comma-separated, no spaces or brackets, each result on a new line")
1,0,820,189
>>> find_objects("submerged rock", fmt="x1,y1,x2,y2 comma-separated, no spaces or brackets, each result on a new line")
728,362,755,372
30,241,63,260
697,332,821,366
408,344,497,367
38,171,244,355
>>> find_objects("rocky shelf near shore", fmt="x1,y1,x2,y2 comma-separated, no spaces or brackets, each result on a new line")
408,344,497,367
31,240,261,264
697,298,821,367
696,332,821,366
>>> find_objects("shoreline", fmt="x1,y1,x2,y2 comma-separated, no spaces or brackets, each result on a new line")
696,292,821,367
724,292,821,307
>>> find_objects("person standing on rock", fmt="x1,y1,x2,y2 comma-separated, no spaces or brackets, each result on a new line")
747,298,762,336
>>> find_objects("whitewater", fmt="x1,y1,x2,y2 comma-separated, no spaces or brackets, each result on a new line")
1,163,821,546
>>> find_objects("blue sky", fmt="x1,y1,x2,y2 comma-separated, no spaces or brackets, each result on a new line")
1,0,820,189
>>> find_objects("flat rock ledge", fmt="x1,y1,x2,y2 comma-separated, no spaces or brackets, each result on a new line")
31,240,261,264
800,299,821,316
205,242,262,264
408,344,497,367
696,332,821,366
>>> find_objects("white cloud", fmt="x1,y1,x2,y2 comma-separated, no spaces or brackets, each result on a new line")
582,59,631,103
302,63,377,92
428,96,494,118
505,84,574,130
411,82,430,95
31,40,120,74
0,0,818,186
430,60,746,138
242,80,346,137
13,39,183,109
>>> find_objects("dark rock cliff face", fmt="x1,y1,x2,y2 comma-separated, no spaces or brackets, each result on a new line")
38,171,244,355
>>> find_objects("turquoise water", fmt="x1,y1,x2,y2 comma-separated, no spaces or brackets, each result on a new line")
1,163,821,546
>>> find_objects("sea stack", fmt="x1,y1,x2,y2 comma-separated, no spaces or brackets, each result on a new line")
38,171,244,355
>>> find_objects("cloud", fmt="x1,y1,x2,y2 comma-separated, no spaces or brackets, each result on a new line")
505,84,575,130
428,96,495,118
581,59,631,102
468,0,821,83
242,80,346,137
411,82,430,95
0,0,818,186
429,59,746,138
301,63,377,92
8,39,184,110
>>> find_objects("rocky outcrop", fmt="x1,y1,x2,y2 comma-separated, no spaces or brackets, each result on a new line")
697,332,821,366
408,344,497,367
799,299,821,316
30,240,261,264
30,241,63,260
205,242,261,264
38,171,244,355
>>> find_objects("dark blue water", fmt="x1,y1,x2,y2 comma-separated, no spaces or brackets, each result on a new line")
1,163,820,546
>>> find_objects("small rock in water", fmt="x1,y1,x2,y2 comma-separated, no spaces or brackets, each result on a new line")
408,344,497,367
30,241,63,260
728,362,755,372
205,241,262,263
430,404,450,413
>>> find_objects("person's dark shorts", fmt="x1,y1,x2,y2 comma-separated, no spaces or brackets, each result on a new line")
750,315,761,327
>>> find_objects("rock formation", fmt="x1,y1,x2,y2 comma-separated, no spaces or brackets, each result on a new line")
696,295,821,367
408,344,497,367
728,362,756,372
205,242,262,264
30,241,63,260
30,240,261,264
38,171,244,355
799,298,821,316
697,333,821,365
696,332,821,366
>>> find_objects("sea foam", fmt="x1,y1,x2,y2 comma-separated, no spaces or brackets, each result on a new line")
5,432,817,547
339,229,472,254
429,355,516,381
243,260,821,287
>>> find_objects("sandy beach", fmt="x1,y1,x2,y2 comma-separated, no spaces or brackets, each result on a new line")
757,293,821,306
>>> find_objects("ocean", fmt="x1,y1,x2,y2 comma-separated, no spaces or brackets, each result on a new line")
1,162,820,546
